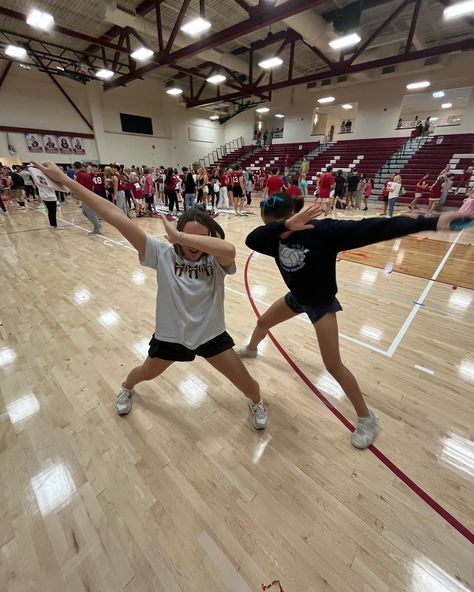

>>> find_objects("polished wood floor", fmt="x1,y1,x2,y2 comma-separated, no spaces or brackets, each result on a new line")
1,199,473,592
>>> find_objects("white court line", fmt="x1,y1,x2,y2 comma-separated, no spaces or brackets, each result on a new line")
414,364,435,375
386,230,464,357
226,285,388,356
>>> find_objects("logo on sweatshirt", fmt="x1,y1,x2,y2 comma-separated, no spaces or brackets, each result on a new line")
278,244,309,272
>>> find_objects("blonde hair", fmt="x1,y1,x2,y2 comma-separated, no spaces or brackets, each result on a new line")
393,174,402,184
104,165,112,178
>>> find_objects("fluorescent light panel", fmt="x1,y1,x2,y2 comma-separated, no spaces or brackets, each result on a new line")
207,74,226,84
180,17,211,36
432,91,445,98
275,113,285,118
442,102,452,108
256,107,270,113
342,103,353,109
329,33,361,49
443,0,474,18
5,45,27,59
166,87,183,95
258,56,283,69
26,9,54,31
406,81,430,89
318,96,335,104
131,47,153,60
96,69,114,79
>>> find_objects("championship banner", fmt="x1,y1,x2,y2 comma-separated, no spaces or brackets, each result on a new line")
25,133,43,153
72,137,85,154
43,135,58,153
58,136,72,154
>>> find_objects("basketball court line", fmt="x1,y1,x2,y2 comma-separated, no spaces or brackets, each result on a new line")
244,251,474,545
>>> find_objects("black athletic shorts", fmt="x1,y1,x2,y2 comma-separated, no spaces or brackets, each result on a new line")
148,331,235,362
284,293,342,324
232,185,244,198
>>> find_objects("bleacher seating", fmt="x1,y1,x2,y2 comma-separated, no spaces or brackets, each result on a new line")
396,134,474,206
212,145,256,169
306,138,406,192
240,142,319,172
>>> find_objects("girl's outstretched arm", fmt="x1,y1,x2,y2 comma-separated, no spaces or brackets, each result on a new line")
33,161,146,256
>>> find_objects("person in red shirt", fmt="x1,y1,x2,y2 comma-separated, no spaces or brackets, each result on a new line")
264,168,284,197
111,164,129,217
317,165,335,215
225,168,234,209
428,176,444,214
287,178,304,212
73,161,101,234
164,167,179,215
231,167,246,216
129,172,144,217
90,164,106,199
409,174,429,210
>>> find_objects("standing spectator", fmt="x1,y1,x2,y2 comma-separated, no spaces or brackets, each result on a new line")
20,166,36,201
318,165,335,215
423,117,431,136
282,167,291,190
334,170,346,209
164,167,179,215
263,130,268,145
437,172,454,211
7,166,27,209
129,172,144,217
91,164,107,199
428,176,444,214
218,168,229,210
381,175,393,216
456,162,473,194
183,171,196,210
298,173,308,197
346,169,360,209
387,174,402,217
141,167,155,215
33,174,58,230
363,177,374,211
345,120,352,133
300,158,309,176
74,161,101,234
355,173,367,210
409,174,429,210
287,178,304,212
264,168,284,197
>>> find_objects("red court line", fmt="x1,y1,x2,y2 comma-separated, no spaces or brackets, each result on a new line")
244,252,474,545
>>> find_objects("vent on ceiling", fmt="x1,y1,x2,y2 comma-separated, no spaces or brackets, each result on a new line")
115,2,136,16
381,65,396,75
424,56,441,66
337,75,348,83
306,82,317,89
321,78,332,86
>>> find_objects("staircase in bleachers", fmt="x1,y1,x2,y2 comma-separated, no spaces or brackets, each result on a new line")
395,134,474,207
305,138,406,193
212,144,259,170
240,142,319,172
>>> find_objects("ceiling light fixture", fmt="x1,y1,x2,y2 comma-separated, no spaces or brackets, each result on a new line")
329,33,361,49
131,47,154,61
318,96,335,104
5,45,27,60
443,0,474,18
209,114,219,120
432,91,446,98
26,9,55,31
256,107,270,113
166,81,183,95
207,73,226,84
275,113,285,118
19,63,31,70
96,69,114,80
56,65,65,71
406,81,430,90
441,102,453,109
180,16,211,36
258,56,283,69
342,103,353,109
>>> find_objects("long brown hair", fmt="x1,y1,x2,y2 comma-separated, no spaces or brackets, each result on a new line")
174,208,225,257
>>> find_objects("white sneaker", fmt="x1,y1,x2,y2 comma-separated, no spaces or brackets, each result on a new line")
248,400,267,430
234,345,258,358
116,386,135,415
351,410,378,449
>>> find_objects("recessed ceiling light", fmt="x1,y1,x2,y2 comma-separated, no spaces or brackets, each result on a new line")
258,56,283,69
443,0,474,18
432,91,445,98
207,73,226,84
441,102,453,109
96,69,114,80
256,107,270,113
5,45,27,60
209,114,219,120
26,9,54,31
406,81,430,90
166,85,183,95
56,65,65,71
131,47,154,61
275,113,285,118
318,96,335,104
329,33,361,49
341,103,353,109
180,17,211,36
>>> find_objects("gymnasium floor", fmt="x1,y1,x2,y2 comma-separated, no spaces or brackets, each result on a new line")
1,200,473,592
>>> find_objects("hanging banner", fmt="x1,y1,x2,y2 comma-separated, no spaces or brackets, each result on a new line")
58,136,72,154
72,137,85,154
42,135,59,153
25,134,44,153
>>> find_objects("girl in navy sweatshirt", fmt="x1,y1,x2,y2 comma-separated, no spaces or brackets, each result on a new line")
237,192,471,449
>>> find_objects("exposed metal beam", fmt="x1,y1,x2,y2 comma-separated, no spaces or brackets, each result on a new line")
155,3,164,51
232,0,253,13
187,38,474,107
104,0,325,90
302,40,334,68
405,0,422,53
348,0,415,64
0,60,12,90
165,0,191,54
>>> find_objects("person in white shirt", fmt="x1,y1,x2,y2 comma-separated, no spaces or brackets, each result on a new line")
387,174,402,217
35,183,59,230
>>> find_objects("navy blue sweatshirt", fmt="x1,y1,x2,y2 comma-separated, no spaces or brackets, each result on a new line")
246,215,439,305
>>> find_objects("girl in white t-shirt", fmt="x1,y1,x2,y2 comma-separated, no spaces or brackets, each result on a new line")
31,160,267,431
387,174,402,217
